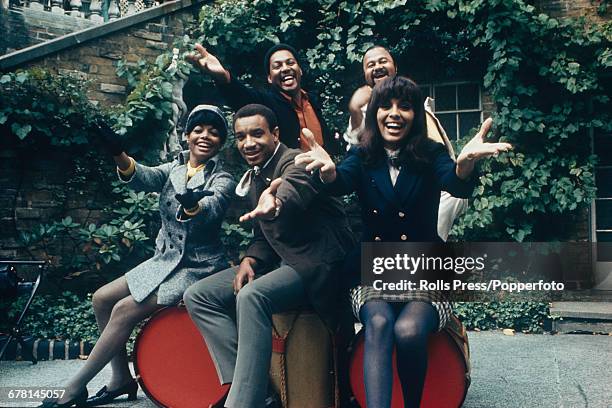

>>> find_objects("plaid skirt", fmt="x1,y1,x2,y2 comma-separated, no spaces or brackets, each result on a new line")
350,285,452,331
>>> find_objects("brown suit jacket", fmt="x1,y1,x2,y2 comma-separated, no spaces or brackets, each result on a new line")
243,143,355,329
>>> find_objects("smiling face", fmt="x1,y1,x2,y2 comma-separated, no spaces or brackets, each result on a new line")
376,98,415,149
267,49,302,96
363,47,397,87
234,114,279,167
187,124,222,165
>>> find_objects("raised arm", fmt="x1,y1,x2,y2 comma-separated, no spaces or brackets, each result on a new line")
432,118,512,198
186,43,231,84
345,85,372,145
295,128,361,196
187,43,267,110
455,118,512,180
95,118,174,192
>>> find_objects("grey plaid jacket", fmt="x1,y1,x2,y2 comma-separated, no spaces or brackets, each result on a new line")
120,151,236,305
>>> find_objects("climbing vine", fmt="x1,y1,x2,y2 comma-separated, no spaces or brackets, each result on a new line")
1,0,611,290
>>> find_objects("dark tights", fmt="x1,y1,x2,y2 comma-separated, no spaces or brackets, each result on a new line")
359,300,439,408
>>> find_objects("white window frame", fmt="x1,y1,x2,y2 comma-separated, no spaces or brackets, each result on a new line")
590,123,612,290
421,81,483,140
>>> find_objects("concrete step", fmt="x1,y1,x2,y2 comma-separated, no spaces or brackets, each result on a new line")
550,301,612,333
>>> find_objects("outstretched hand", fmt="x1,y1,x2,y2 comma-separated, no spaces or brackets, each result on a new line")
239,178,283,222
294,128,337,183
456,118,512,179
95,119,124,157
186,43,230,84
175,188,214,210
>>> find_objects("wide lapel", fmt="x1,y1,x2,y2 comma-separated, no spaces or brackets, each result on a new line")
259,143,287,188
186,157,218,190
169,165,188,194
186,169,205,190
169,151,188,194
248,144,286,207
369,160,399,206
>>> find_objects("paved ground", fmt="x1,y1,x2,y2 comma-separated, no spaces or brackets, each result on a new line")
0,331,610,407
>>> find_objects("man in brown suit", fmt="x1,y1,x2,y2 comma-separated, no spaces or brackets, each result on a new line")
184,104,354,408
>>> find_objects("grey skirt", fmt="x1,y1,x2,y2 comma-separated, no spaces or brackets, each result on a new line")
349,285,452,331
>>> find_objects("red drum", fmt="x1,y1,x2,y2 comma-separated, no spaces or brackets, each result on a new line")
134,306,229,408
349,315,470,408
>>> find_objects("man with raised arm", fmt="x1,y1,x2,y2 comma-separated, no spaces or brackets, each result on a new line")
344,45,468,241
188,43,341,154
183,104,353,408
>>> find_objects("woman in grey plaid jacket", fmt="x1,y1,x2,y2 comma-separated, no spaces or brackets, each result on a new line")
40,105,236,408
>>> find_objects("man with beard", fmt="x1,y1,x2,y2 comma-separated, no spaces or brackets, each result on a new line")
188,43,340,154
344,45,467,241
183,104,354,408
343,45,397,146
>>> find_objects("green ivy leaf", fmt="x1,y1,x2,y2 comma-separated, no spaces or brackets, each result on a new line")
11,123,32,139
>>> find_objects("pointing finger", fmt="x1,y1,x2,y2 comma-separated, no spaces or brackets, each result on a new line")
194,43,208,58
476,118,493,141
301,128,317,150
239,211,254,222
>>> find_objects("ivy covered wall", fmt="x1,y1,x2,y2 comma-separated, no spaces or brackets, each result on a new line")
0,0,610,294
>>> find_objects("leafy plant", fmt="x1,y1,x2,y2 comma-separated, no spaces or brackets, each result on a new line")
0,69,102,146
454,301,552,333
0,292,142,355
221,220,254,263
18,180,159,284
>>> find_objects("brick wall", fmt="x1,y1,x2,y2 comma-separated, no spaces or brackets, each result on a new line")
17,13,196,105
535,0,611,21
0,8,98,56
0,146,111,260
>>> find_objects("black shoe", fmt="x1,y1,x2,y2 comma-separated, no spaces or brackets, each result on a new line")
84,379,138,407
39,389,88,408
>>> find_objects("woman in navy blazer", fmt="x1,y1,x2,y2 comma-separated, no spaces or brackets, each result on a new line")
296,75,511,408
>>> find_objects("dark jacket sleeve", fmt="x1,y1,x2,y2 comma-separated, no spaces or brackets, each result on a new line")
242,221,280,271
428,141,477,198
216,74,268,110
318,146,362,196
274,152,320,215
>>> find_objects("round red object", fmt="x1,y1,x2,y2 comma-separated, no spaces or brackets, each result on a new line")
134,306,229,408
349,330,468,408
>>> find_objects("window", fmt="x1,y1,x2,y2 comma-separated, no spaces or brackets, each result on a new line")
593,128,612,243
591,127,612,289
421,82,483,140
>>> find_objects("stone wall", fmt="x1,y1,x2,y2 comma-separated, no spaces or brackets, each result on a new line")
15,11,196,105
535,0,611,21
0,8,98,56
0,147,111,260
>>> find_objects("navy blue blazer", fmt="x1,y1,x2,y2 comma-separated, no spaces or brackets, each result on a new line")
325,140,476,243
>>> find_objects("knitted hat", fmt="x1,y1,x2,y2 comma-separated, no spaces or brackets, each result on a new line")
184,104,228,142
